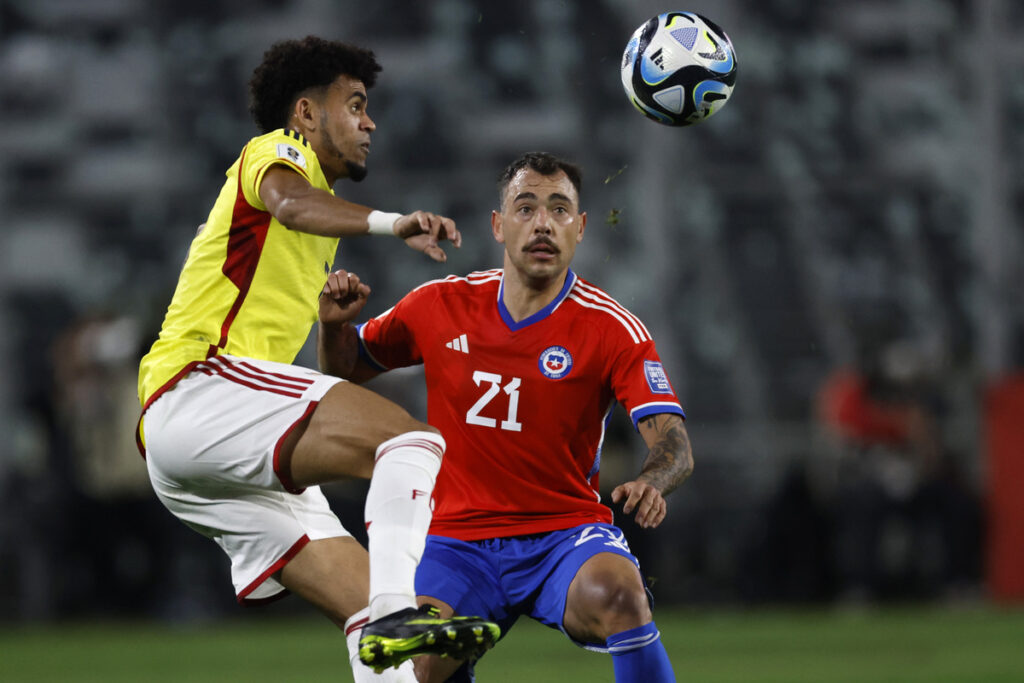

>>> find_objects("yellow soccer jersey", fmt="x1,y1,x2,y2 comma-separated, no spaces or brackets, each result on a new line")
138,129,338,408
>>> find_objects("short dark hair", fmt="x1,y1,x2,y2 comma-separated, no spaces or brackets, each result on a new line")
497,152,583,208
248,35,382,133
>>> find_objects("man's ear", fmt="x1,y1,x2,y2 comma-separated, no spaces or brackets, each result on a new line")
291,94,318,133
576,211,587,243
491,210,505,244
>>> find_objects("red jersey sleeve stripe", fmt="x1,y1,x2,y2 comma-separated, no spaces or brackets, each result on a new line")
465,269,503,283
567,293,646,344
574,279,651,336
409,270,501,295
572,281,652,341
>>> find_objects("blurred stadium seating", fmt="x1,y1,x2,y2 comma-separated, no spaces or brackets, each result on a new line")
0,0,1020,620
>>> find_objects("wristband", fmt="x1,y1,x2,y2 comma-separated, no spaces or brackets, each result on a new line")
367,210,402,236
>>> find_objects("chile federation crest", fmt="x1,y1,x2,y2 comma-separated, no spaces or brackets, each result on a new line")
538,345,573,380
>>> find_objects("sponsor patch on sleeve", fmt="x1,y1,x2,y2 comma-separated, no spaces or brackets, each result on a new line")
643,360,673,394
276,143,308,169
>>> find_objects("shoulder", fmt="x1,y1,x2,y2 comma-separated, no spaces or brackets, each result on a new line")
408,269,503,298
565,275,653,345
236,128,327,205
243,129,317,175
375,270,500,330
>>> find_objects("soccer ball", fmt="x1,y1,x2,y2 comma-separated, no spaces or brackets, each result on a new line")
620,11,738,126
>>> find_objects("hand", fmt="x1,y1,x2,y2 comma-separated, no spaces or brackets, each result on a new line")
394,210,462,262
319,269,371,326
610,480,668,529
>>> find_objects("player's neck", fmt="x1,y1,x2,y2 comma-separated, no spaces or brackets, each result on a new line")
287,123,342,186
501,267,568,322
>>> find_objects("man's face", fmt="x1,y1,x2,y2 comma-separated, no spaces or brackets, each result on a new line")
492,168,586,284
314,75,375,182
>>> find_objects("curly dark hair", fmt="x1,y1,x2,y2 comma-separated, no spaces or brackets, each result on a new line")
497,152,583,207
248,35,382,134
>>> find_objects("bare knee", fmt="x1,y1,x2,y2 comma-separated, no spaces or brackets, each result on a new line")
564,555,651,642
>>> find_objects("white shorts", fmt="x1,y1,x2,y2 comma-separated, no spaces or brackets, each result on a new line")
142,355,352,603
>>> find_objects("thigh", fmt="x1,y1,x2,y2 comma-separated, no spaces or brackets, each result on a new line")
286,379,436,487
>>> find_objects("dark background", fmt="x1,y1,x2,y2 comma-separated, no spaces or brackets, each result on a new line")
0,0,1020,622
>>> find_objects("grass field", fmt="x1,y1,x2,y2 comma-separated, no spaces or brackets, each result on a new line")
1,605,1022,682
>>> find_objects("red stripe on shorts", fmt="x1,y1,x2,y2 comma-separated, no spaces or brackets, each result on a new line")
237,534,310,606
273,400,319,494
237,360,315,387
201,358,305,398
209,357,314,392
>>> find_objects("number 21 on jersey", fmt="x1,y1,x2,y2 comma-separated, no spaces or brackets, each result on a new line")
466,370,522,432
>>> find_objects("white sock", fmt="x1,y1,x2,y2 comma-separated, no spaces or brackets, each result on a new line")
345,607,417,683
364,430,444,620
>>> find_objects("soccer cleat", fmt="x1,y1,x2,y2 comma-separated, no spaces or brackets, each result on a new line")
358,604,500,673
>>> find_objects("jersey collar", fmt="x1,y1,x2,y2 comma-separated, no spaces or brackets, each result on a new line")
497,269,577,332
282,128,311,147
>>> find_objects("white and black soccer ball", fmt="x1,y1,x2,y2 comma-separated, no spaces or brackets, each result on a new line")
620,11,738,127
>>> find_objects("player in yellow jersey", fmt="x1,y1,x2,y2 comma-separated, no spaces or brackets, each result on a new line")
137,37,497,681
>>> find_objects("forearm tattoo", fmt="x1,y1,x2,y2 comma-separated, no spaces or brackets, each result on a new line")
638,414,694,496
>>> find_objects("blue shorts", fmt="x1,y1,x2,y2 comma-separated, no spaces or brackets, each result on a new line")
415,523,649,652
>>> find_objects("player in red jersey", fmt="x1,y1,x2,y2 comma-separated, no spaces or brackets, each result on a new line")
319,152,694,682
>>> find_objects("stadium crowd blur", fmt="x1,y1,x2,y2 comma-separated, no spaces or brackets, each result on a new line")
1,0,1021,621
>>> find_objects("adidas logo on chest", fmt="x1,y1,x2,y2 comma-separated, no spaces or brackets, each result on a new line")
445,334,469,354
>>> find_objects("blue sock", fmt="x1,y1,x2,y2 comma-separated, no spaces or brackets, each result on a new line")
606,622,676,682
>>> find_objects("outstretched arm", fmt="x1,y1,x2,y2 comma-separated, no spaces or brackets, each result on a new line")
611,413,694,529
259,165,462,262
317,269,381,383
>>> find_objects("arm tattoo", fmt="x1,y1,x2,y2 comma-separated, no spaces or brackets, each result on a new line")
637,414,694,496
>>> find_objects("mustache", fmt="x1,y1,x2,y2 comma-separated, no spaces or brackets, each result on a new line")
523,236,560,253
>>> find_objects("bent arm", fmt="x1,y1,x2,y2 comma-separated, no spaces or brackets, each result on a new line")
316,269,384,383
260,165,375,237
611,413,694,528
258,165,461,262
317,320,381,383
635,412,694,496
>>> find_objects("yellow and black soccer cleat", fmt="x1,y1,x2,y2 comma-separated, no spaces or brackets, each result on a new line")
358,604,500,673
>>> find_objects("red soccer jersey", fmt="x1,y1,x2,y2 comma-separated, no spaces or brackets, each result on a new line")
357,269,685,541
